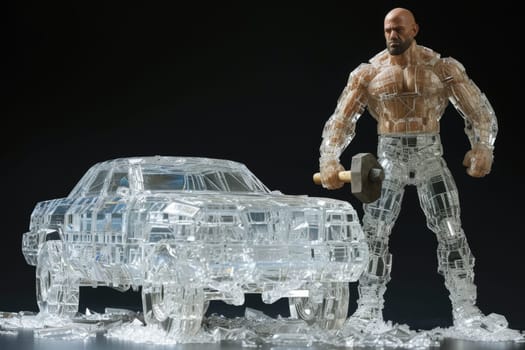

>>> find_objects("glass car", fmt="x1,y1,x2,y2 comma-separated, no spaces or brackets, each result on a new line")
22,156,368,336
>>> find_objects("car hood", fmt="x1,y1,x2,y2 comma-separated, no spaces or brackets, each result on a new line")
141,191,354,212
139,191,362,244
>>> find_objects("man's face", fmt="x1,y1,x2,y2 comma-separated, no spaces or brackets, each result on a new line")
384,16,415,55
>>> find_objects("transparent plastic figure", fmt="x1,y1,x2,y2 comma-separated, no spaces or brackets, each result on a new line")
22,156,368,337
319,8,514,336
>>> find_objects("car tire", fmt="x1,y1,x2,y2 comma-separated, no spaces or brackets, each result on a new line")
36,240,79,317
289,282,349,329
142,285,206,337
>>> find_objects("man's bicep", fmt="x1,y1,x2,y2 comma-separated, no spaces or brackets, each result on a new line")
440,58,497,148
335,64,371,120
440,58,488,119
320,64,373,158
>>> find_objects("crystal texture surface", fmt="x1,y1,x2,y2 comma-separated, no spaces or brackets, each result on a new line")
21,156,368,338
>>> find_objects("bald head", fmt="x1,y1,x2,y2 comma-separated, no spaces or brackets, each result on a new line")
385,8,416,25
384,8,419,55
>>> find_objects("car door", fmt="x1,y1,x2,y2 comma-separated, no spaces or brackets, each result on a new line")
63,167,109,273
93,167,131,266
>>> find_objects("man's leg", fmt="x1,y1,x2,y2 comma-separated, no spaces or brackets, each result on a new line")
350,165,405,325
417,157,491,327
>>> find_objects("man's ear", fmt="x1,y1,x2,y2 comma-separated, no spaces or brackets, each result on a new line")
413,23,420,37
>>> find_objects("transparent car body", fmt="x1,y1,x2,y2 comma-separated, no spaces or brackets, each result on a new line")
22,156,368,336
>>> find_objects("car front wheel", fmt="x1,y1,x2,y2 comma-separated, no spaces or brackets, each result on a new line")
289,282,349,329
142,285,207,337
36,240,79,317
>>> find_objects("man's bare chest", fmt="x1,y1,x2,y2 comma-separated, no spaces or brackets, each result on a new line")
367,65,445,100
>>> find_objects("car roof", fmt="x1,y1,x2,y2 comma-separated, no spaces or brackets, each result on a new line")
93,156,247,170
67,156,267,198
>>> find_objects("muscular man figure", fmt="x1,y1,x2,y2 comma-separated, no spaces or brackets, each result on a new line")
319,8,499,329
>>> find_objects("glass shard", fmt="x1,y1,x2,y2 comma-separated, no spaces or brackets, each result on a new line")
1,308,524,346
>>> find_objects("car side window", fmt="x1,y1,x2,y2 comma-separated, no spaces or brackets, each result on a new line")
202,172,225,191
108,171,130,194
86,170,109,195
224,172,252,192
143,173,185,191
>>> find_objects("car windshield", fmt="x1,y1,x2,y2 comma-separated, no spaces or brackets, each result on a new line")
141,165,270,193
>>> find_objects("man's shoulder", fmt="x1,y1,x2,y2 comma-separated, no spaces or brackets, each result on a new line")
416,45,442,65
369,49,389,66
351,62,375,75
436,56,466,71
416,45,467,73
348,62,377,86
434,56,467,81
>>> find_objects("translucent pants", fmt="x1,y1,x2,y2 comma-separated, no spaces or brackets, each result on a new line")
357,134,476,317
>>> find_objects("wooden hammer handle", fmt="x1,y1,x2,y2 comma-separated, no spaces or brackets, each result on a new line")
313,171,352,185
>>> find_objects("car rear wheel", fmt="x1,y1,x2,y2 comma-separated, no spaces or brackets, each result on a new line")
36,240,79,317
142,285,206,337
289,282,349,329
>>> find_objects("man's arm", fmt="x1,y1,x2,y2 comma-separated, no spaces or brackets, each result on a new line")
438,57,498,177
319,63,372,189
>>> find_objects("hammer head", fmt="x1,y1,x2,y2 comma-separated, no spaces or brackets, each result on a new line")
350,153,384,203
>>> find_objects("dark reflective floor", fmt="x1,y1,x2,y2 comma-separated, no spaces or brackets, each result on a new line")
1,330,525,350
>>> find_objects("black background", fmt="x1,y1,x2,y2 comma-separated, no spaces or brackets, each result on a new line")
4,0,524,333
